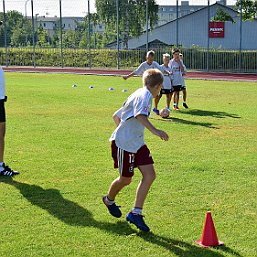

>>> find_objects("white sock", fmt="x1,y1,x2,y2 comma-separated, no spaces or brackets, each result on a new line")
132,207,142,215
105,196,114,205
183,101,186,104
0,162,4,172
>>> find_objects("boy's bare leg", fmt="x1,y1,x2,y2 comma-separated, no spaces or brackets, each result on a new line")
182,89,189,108
154,95,161,109
166,93,172,109
0,122,6,163
107,176,132,200
174,91,179,108
133,164,156,209
183,89,187,102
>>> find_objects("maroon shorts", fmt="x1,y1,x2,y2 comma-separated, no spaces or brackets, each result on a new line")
111,141,154,177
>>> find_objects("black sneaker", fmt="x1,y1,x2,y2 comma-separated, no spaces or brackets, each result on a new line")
126,212,150,232
102,196,122,218
183,103,189,109
0,163,19,177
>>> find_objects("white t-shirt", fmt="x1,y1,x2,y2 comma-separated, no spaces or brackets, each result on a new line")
160,64,172,90
133,61,163,76
110,87,152,153
0,67,6,100
168,59,183,86
181,64,187,87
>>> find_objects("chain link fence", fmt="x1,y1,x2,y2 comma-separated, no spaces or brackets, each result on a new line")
0,0,256,73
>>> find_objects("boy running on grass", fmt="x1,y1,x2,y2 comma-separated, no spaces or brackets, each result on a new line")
0,66,19,177
168,48,185,111
103,69,169,232
153,53,173,114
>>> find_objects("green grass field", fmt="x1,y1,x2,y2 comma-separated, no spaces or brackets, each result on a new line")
0,72,256,257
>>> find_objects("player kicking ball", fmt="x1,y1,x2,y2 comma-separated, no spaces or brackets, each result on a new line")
103,69,169,232
0,66,19,177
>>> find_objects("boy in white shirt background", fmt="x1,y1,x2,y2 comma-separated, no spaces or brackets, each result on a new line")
168,48,184,111
0,66,19,177
153,53,173,114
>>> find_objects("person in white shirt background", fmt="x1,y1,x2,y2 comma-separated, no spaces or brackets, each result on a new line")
168,48,185,111
153,53,173,115
123,50,163,80
179,53,189,109
0,66,19,176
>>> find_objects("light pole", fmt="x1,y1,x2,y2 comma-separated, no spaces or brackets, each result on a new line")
146,0,149,52
25,0,30,17
31,0,36,67
116,0,120,69
25,0,30,45
88,0,91,68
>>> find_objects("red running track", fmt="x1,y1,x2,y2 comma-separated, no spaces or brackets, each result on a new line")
3,66,257,82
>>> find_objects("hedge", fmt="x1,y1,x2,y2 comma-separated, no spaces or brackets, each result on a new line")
0,47,256,73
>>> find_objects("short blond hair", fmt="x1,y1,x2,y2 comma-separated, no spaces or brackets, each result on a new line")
163,53,170,58
146,50,155,58
142,69,163,88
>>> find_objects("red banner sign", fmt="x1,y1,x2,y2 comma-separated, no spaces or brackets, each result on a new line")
209,22,225,38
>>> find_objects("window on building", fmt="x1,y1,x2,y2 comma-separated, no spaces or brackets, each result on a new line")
43,23,46,27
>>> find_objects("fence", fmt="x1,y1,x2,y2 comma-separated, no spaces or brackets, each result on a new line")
0,0,256,73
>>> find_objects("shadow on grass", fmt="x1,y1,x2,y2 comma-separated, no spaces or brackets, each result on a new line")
138,232,242,257
150,116,217,129
180,109,241,119
2,178,242,257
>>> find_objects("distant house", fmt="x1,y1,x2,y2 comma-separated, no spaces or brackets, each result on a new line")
107,3,257,50
157,0,232,26
28,16,105,37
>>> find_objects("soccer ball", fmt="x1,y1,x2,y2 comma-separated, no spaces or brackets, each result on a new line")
160,108,170,118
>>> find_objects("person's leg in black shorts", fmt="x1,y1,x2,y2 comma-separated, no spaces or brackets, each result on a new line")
181,86,189,108
173,85,182,110
0,99,19,177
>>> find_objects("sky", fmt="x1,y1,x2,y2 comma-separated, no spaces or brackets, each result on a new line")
1,0,236,17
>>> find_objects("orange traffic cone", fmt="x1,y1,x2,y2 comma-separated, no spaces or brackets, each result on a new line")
196,211,224,247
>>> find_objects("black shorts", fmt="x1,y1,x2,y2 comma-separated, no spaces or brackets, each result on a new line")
0,101,6,123
181,85,186,90
160,88,173,95
173,85,182,92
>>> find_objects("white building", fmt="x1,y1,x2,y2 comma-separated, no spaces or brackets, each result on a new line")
108,3,257,50
157,0,231,25
28,16,105,37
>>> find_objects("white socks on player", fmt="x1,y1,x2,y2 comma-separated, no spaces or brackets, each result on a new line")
105,196,115,205
132,207,142,215
0,162,4,172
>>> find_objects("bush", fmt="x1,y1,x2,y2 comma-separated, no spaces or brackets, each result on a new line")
0,47,256,73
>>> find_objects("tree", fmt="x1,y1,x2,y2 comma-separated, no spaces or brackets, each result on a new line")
95,0,159,48
235,0,257,20
37,23,49,47
211,8,235,23
0,10,32,47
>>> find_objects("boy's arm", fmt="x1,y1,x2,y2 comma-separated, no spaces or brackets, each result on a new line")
123,71,135,80
179,60,185,73
112,107,122,126
113,114,121,126
136,114,169,141
123,63,144,80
